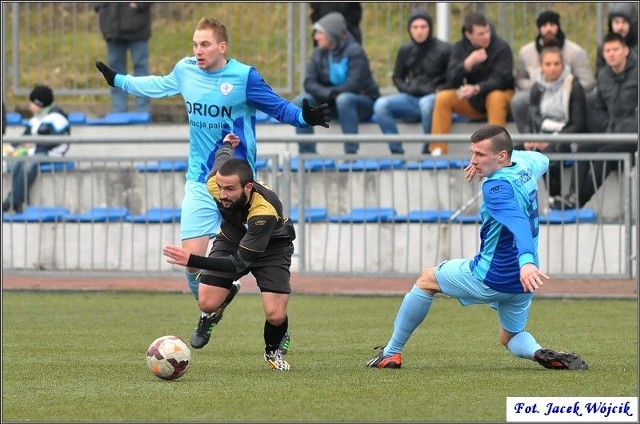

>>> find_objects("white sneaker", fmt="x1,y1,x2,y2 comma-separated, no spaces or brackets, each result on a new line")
264,350,290,371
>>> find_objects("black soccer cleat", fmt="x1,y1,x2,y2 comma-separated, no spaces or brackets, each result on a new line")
190,281,240,349
534,348,588,370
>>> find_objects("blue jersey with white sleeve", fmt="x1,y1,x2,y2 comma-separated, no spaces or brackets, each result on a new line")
470,150,549,293
114,57,308,182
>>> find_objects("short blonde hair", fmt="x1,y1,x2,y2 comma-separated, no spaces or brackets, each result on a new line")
195,17,228,44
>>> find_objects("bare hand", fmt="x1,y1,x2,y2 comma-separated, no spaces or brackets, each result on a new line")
223,133,241,147
519,263,550,293
464,163,480,183
162,245,191,266
456,85,476,100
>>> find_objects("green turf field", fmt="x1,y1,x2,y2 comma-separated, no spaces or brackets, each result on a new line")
2,291,637,422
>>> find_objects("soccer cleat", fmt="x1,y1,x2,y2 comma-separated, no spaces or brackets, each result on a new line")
534,348,589,370
366,345,402,369
189,281,241,349
278,331,291,355
264,350,290,371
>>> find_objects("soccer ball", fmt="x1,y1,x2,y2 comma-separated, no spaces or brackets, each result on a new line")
146,335,191,380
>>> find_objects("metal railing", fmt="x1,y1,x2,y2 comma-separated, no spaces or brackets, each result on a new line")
2,133,637,279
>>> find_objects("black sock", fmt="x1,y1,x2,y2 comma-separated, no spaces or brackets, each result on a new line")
264,316,288,353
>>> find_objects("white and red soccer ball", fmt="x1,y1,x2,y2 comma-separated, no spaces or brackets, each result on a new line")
146,335,191,380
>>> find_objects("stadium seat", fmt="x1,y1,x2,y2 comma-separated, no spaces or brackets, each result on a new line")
539,208,597,224
39,161,76,172
328,207,397,223
337,158,405,172
126,207,182,223
255,158,272,171
61,207,129,223
86,111,151,125
406,159,469,170
6,112,23,126
452,213,482,223
393,209,453,223
135,160,187,172
67,112,87,125
2,206,70,223
281,157,336,172
289,207,328,223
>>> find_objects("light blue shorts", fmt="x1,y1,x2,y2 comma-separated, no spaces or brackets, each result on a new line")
180,180,221,241
434,258,535,333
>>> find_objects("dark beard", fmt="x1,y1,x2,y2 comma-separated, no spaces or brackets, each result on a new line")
226,192,248,210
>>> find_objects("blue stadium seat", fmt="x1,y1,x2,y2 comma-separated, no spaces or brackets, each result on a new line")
86,111,151,125
62,207,129,223
6,112,23,126
393,209,453,223
289,207,328,223
255,158,272,171
40,161,76,172
67,112,87,125
452,213,482,223
337,158,405,172
2,206,70,223
406,159,469,170
127,207,182,223
328,207,396,223
281,157,336,172
539,208,597,224
135,160,187,172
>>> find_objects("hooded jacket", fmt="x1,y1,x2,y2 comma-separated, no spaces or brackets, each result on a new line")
95,2,152,42
304,12,380,101
514,27,595,93
591,52,638,133
595,2,639,76
20,105,70,157
310,3,362,44
443,24,514,113
391,9,452,97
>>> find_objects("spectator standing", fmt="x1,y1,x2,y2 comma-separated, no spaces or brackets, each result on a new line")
310,2,363,45
521,44,587,200
373,8,451,155
293,12,380,154
595,2,638,77
550,32,638,210
95,17,329,351
366,125,588,371
429,13,514,155
2,85,70,213
95,2,152,113
511,10,595,133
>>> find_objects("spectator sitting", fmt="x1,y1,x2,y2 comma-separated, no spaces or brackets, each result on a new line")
2,85,70,213
310,2,363,45
595,3,638,77
520,44,587,200
550,33,638,210
429,12,514,155
292,11,380,154
373,8,451,155
511,10,595,134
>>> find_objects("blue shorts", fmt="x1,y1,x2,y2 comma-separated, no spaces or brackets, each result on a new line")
434,258,535,333
180,180,221,241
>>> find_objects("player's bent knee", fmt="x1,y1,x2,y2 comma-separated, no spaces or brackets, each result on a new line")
415,266,439,293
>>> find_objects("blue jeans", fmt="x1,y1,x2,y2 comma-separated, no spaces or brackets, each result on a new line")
107,39,150,113
373,92,436,154
293,92,375,154
5,153,45,210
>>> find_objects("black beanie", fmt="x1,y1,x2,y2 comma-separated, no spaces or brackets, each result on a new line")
29,85,54,108
536,10,560,28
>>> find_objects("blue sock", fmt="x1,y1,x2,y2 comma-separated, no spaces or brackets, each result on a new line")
185,270,200,299
507,331,541,360
384,285,434,356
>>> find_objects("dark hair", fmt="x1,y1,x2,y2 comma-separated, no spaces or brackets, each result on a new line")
218,158,254,186
539,44,563,64
470,125,513,155
463,13,489,33
603,31,627,46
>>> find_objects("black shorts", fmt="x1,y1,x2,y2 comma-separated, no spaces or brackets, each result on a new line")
199,236,293,294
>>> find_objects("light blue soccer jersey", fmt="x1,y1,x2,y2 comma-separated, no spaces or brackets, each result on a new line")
114,57,308,182
470,150,550,293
